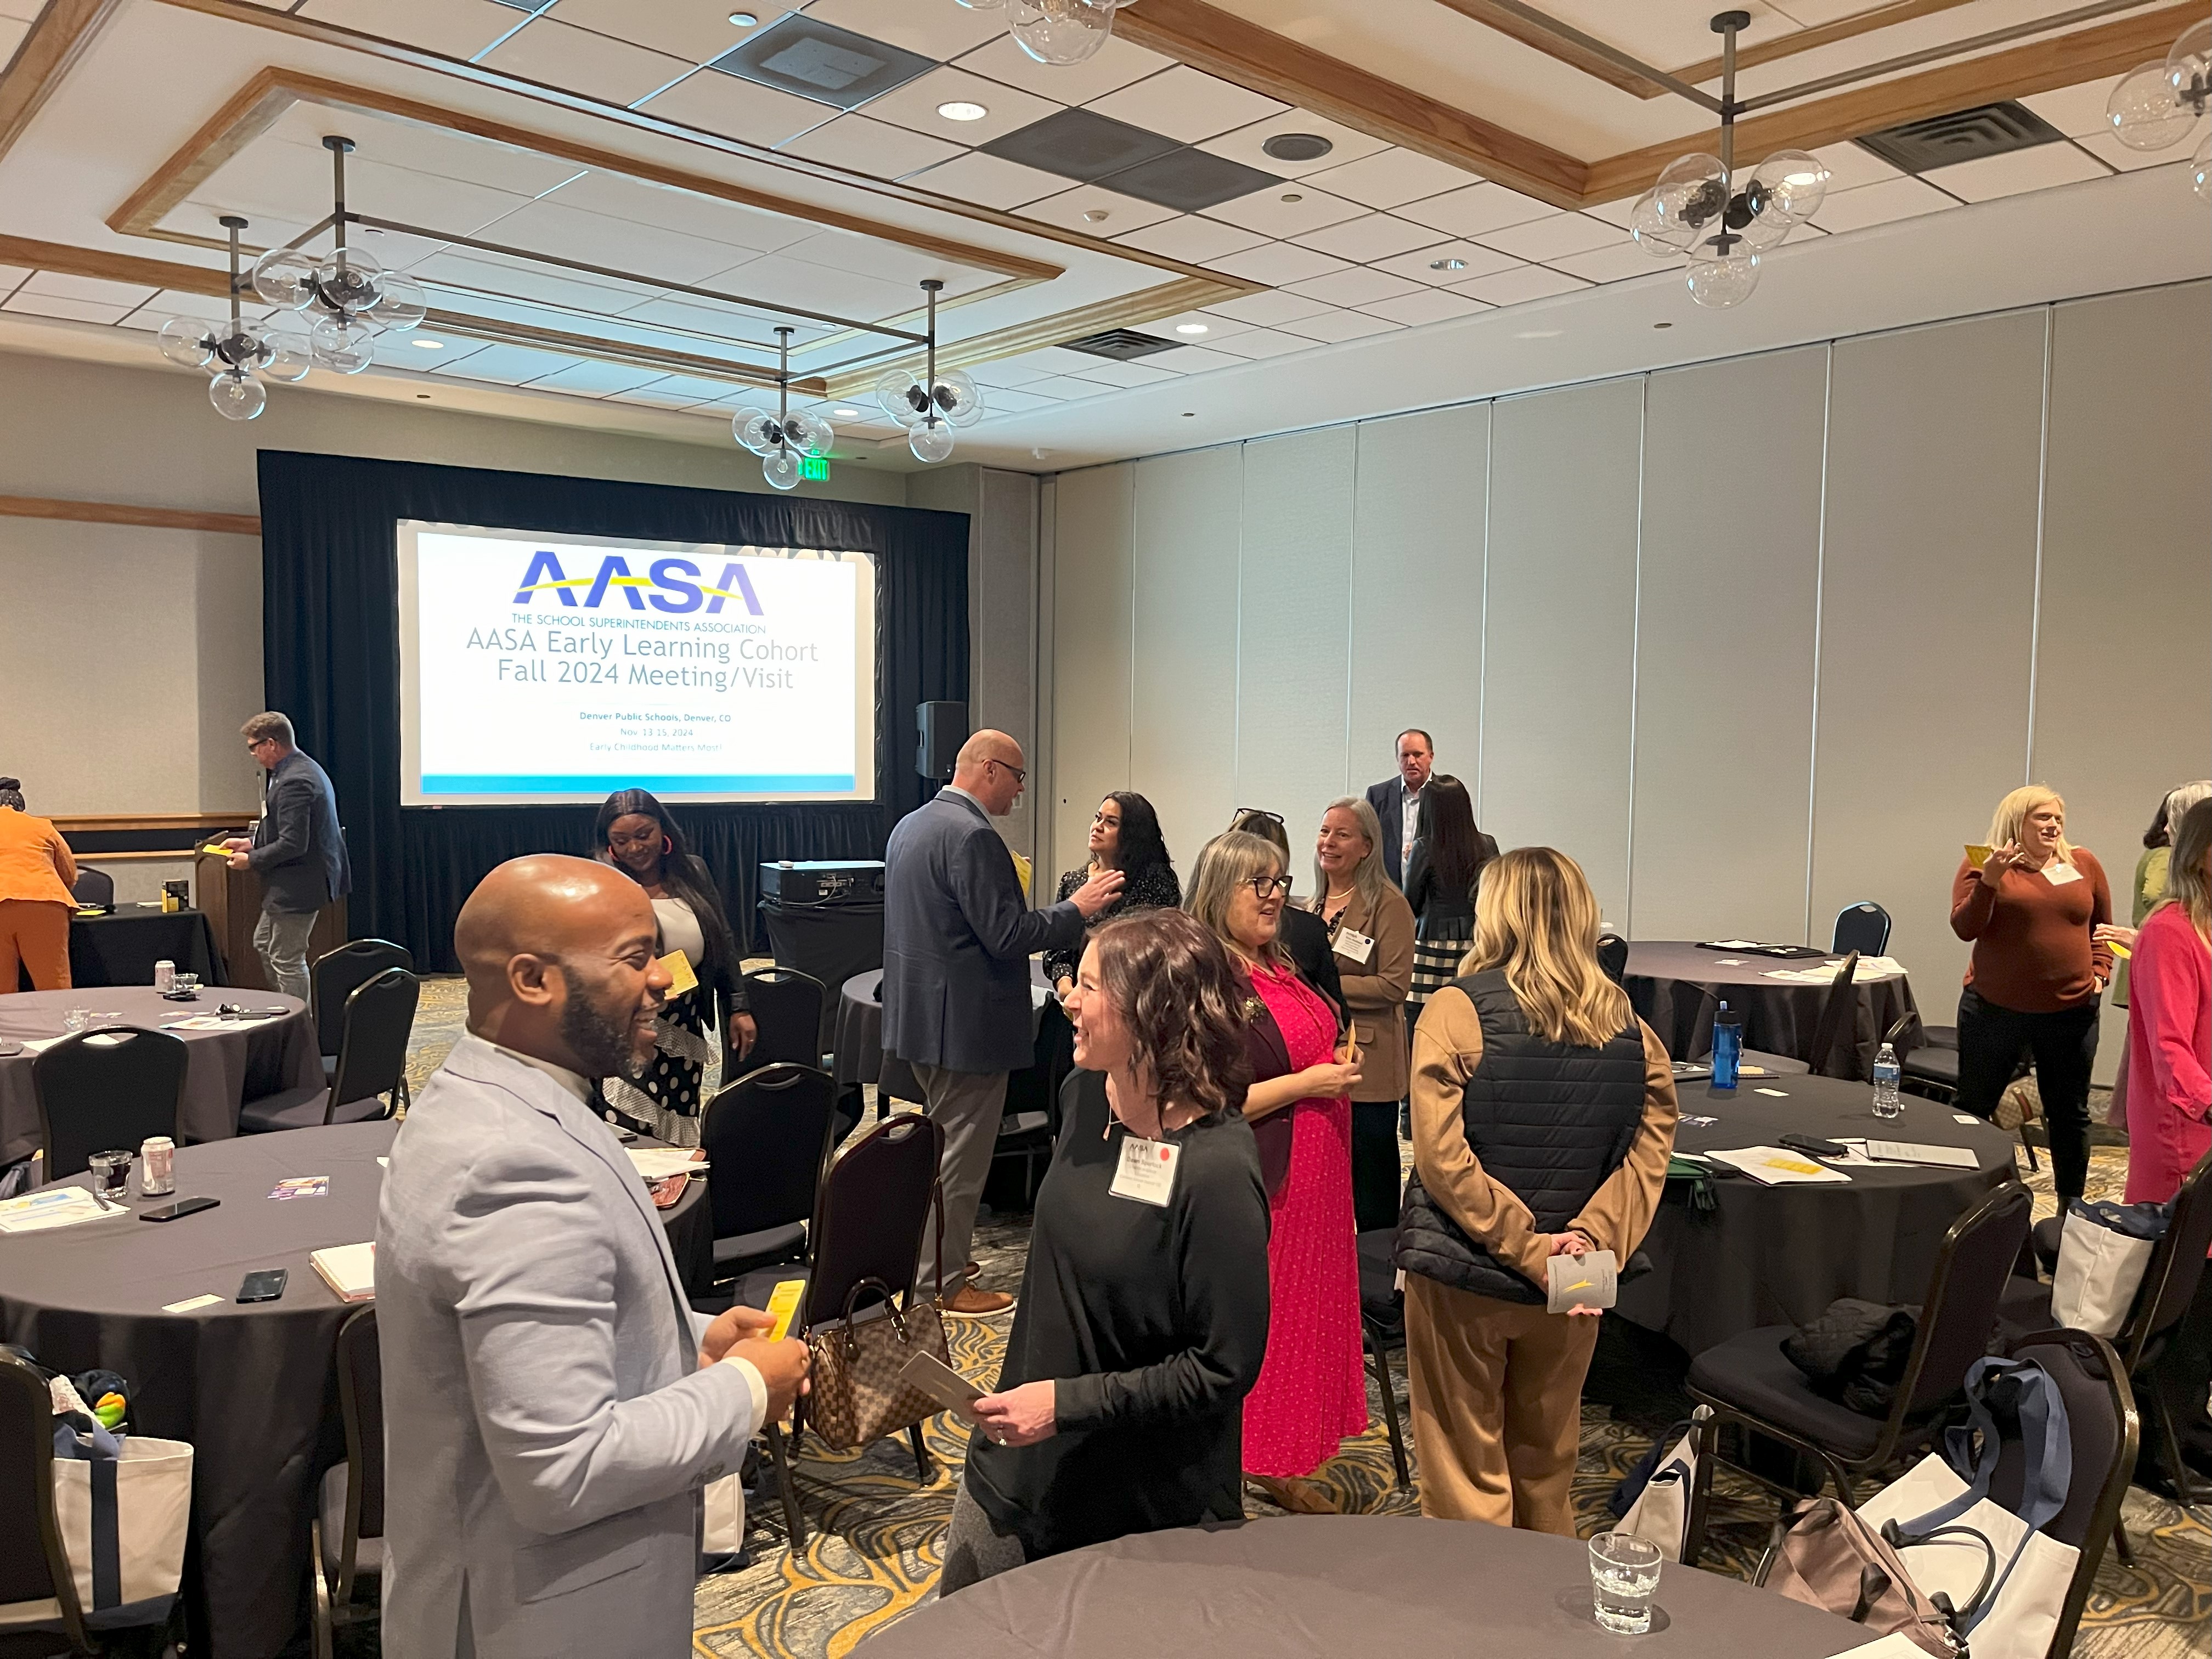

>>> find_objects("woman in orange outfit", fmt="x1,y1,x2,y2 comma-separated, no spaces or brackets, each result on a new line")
0,777,78,991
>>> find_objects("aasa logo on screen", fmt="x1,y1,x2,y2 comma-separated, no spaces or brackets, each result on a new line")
511,550,765,616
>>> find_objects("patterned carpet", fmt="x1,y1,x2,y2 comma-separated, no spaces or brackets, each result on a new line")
400,977,2209,1658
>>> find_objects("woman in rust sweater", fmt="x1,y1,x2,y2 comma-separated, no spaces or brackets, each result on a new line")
1950,784,2112,1202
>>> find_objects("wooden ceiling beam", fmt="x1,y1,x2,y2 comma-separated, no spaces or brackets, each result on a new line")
1665,0,1982,93
0,0,125,160
1425,0,1668,99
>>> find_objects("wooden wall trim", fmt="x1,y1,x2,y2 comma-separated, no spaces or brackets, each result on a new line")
0,495,261,536
52,814,248,831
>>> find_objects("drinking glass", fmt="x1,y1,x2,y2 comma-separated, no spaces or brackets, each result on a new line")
88,1150,133,1204
62,1008,93,1036
1589,1531,1663,1634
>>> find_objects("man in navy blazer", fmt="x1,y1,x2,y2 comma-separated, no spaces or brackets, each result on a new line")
222,710,352,1000
1364,727,1434,889
882,730,1121,1314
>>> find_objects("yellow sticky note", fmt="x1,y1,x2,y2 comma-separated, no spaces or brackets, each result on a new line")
658,950,698,996
201,844,235,858
765,1279,806,1342
1964,843,1992,868
2105,940,2131,960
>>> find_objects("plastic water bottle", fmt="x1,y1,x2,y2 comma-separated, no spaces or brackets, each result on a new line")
1872,1042,1903,1119
1711,1001,1742,1091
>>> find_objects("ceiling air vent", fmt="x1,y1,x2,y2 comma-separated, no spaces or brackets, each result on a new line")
1854,101,2067,174
1063,329,1180,361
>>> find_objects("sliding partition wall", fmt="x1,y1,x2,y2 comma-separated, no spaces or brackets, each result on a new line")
1043,282,2211,1075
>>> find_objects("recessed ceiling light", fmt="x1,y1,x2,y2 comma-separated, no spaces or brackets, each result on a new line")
1515,329,1562,340
1279,192,1303,202
1430,257,1467,271
727,11,758,25
833,407,861,416
937,100,988,122
1181,411,1195,417
411,338,444,349
1081,209,1110,223
1175,323,1207,335
1653,320,1674,330
1262,132,1333,162
415,393,430,400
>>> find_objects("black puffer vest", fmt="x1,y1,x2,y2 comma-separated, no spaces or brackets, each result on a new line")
1396,969,1647,1305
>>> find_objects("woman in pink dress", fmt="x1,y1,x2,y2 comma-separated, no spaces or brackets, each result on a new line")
1188,828,1368,1513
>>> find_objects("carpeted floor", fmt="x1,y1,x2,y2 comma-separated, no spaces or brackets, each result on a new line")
400,976,2210,1657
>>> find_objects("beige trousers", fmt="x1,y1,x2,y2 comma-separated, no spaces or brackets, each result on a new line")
1402,1273,1599,1533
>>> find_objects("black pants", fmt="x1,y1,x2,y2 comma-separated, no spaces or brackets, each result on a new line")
1954,989,2099,1201
2144,1266,2212,1480
1351,1101,1403,1233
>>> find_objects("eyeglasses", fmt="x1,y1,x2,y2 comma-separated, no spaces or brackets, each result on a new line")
1231,807,1284,825
1241,874,1293,899
987,758,1026,783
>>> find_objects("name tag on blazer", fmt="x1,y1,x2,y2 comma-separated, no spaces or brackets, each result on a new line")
1335,928,1376,966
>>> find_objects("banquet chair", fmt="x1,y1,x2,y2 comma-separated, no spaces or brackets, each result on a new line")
239,968,417,1133
312,1306,383,1659
1596,933,1629,988
1355,1229,1412,1490
309,940,412,1082
1687,1180,2032,1511
1804,951,1860,1080
67,868,112,909
697,1063,838,1284
1829,902,1891,957
32,1025,186,1181
740,967,825,1070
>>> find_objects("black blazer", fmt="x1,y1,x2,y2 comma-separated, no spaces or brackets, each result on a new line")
249,750,351,916
1364,778,1409,885
1277,905,1345,1031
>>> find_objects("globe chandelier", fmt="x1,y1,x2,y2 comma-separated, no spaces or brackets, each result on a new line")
873,281,986,464
951,0,1134,68
730,328,834,491
2105,16,2212,202
154,216,312,421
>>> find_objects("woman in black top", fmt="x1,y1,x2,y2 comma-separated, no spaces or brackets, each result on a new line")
1045,792,1181,996
1403,775,1497,1013
945,910,1271,1593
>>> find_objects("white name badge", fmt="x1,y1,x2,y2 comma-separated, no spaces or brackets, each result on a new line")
1336,928,1376,966
2043,862,2081,887
1108,1135,1180,1206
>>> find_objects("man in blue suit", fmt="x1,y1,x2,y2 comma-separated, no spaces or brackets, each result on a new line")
222,710,351,1000
882,730,1121,1314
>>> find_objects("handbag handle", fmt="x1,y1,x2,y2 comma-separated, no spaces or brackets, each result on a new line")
1881,1519,1999,1623
834,1277,908,1361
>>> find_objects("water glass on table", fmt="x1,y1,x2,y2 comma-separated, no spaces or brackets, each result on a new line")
88,1149,133,1204
1589,1531,1663,1634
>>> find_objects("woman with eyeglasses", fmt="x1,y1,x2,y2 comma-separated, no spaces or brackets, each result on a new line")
1227,809,1344,1020
1188,830,1366,1514
592,789,754,1143
1045,793,1181,1000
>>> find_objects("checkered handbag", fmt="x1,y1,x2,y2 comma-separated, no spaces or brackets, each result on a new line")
801,1184,952,1451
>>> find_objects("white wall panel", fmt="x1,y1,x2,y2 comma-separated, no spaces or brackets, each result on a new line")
1237,427,1356,865
1047,463,1133,878
1632,347,1826,943
1811,312,2048,1006
1482,379,1644,924
1350,405,1488,809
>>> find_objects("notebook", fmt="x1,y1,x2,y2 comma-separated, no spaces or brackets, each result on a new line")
1864,1141,1978,1170
310,1242,376,1302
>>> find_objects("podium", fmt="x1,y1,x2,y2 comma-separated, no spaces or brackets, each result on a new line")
193,851,348,992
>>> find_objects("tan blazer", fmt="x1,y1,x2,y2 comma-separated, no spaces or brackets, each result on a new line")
1315,882,1415,1102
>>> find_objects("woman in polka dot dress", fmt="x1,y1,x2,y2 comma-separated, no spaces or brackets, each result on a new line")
593,789,755,1145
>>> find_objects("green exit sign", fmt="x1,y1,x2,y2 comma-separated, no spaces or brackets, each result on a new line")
799,454,830,481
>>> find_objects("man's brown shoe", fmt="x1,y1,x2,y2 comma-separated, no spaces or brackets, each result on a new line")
941,1284,1015,1317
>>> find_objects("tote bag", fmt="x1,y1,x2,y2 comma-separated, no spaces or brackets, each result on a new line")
2050,1199,2166,1338
1621,1422,1697,1561
1859,1456,2074,1659
49,1426,193,1622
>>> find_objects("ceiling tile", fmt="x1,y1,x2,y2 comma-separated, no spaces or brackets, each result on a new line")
523,359,674,395
1024,375,1111,400
1300,146,1479,210
1059,357,1177,388
704,250,924,318
1084,65,1286,144
1474,210,1618,262
370,333,486,370
540,0,763,64
858,64,1063,149
618,371,746,403
707,13,935,110
2018,82,2115,140
1809,175,1956,234
1140,343,1249,374
952,31,1171,104
123,289,233,328
1548,240,1681,283
433,342,588,384
1581,195,1640,229
636,67,836,147
1276,307,1402,343
1007,345,1122,376
966,385,1059,414
1109,215,1267,263
1449,264,1587,306
1201,183,1363,238
906,150,1069,210
606,383,720,409
1368,240,1522,286
536,170,814,252
968,357,1053,388
477,198,756,283
775,112,966,180
297,0,518,58
3,292,134,324
1207,240,1350,286
1101,148,1282,213
1358,288,1488,326
266,106,582,201
410,247,652,314
1397,181,1555,238
1289,212,1438,262
799,0,1010,61
1204,326,1312,359
1810,139,1905,194
981,106,1180,184
1198,110,1390,178
479,19,692,105
1919,142,2107,203
0,15,24,62
18,272,160,307
1284,266,1420,307
2069,130,2188,173
1017,183,1176,236
1201,289,1331,327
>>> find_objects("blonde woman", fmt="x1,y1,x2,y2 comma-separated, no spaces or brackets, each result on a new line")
1949,785,2113,1202
1308,797,1415,1232
1397,847,1678,1531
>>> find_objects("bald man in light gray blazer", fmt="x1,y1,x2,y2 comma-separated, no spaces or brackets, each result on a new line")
377,856,808,1658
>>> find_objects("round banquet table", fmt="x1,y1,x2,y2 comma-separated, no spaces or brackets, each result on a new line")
0,1118,709,1659
856,1515,1867,1658
1617,1076,2018,1358
0,985,321,1165
1624,941,1919,1080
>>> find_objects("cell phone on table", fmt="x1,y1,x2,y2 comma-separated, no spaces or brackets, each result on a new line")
236,1268,288,1303
140,1197,219,1222
1778,1132,1848,1159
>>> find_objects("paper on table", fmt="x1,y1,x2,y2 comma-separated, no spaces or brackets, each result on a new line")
628,1148,708,1180
1763,956,1908,984
1705,1146,1852,1185
1822,1139,1882,1167
1865,1140,1978,1170
0,1187,126,1233
163,1294,225,1313
161,1016,234,1031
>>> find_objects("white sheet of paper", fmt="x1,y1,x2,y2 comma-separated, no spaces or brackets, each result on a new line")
627,1148,707,1180
162,1293,224,1313
1706,1146,1852,1185
1108,1134,1179,1206
1754,1087,1790,1097
1952,1114,1979,1125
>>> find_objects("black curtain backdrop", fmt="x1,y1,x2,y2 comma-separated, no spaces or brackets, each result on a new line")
257,451,967,970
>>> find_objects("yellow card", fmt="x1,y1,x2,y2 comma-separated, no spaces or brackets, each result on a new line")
765,1278,806,1342
200,844,235,858
1964,844,1992,868
658,950,698,996
2106,940,2131,960
1011,850,1032,901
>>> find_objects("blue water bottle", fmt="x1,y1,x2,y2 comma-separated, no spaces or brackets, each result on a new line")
1711,1000,1742,1091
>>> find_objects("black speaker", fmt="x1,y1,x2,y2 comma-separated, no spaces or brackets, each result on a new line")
917,701,967,781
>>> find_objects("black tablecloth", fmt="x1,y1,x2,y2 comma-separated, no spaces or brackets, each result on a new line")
1617,1079,2017,1356
0,986,321,1165
66,906,223,990
856,1514,1866,1657
1626,941,1918,1080
834,966,1058,1105
761,900,884,1053
0,1119,709,1659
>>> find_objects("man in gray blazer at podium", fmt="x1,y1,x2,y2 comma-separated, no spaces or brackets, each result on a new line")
221,710,351,1000
882,731,1121,1315
377,855,808,1659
